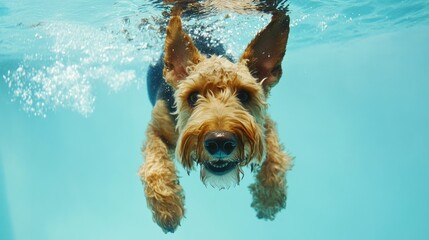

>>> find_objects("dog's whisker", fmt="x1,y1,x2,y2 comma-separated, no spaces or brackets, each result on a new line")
238,166,244,182
251,163,257,173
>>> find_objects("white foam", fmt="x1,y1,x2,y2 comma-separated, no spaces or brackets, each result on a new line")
3,21,160,117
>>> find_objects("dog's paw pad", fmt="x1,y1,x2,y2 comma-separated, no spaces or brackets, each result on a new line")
160,221,180,233
154,208,183,233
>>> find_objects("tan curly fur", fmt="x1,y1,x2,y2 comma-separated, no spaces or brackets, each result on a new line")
139,12,292,233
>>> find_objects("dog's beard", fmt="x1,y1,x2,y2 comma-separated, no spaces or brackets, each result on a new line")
183,144,259,190
177,125,264,190
199,163,243,190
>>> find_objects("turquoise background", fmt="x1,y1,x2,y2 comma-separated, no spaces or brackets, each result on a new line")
1,1,429,239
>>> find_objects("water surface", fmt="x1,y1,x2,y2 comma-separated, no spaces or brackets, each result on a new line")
1,1,429,240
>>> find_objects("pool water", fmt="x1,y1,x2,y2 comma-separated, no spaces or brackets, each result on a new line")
1,0,429,239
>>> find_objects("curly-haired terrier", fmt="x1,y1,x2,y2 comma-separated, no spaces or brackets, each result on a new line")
139,12,292,233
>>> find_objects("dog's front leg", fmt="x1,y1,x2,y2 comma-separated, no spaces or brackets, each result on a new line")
249,116,293,220
139,100,184,233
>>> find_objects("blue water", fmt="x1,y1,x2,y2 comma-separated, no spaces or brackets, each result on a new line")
1,0,429,239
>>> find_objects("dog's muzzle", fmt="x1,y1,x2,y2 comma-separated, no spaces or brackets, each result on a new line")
198,130,242,189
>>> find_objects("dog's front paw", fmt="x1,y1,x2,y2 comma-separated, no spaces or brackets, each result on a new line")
152,196,184,233
143,174,185,233
249,181,286,220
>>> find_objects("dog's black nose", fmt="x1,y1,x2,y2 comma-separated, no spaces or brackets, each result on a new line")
204,131,237,158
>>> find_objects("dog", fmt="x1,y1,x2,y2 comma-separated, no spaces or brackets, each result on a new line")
139,11,292,233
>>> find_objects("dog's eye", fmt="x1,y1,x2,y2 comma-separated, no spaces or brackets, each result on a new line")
237,90,250,104
188,92,199,107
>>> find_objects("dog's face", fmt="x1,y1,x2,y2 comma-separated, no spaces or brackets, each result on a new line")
163,15,290,189
174,57,267,189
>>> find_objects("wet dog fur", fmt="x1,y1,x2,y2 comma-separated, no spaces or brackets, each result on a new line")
139,12,292,233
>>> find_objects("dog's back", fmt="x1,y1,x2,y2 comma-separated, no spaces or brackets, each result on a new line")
147,32,233,113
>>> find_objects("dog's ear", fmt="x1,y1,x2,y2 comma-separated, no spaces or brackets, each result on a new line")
163,16,203,88
240,14,290,94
